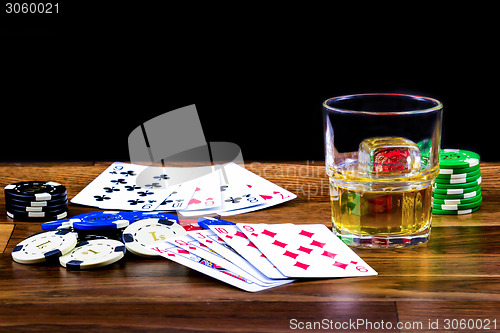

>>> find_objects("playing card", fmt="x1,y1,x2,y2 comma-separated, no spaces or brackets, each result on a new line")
149,241,292,292
71,162,200,211
219,163,296,216
181,169,222,211
207,224,289,279
166,234,292,287
71,162,173,211
184,229,290,285
178,164,265,217
237,223,378,278
155,178,199,211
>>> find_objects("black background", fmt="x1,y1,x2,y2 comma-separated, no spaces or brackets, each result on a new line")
1,2,498,162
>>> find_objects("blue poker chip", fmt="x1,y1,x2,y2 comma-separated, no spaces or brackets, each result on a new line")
72,211,135,223
41,211,133,231
198,217,236,229
72,219,130,230
41,218,80,230
127,211,178,223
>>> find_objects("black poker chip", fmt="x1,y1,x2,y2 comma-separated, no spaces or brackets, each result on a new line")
7,196,68,208
7,210,68,222
4,181,67,201
4,181,68,221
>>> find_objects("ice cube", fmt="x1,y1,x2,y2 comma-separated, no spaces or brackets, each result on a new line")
358,137,421,176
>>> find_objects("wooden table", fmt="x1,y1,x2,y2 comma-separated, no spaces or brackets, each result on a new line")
0,161,498,332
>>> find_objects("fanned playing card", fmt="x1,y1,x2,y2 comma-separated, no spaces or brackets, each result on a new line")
149,241,292,292
237,223,378,278
219,163,296,216
207,224,289,279
71,162,197,211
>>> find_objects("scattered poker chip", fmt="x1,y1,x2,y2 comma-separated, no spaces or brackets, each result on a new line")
432,206,481,215
72,219,129,230
440,149,480,169
128,211,178,223
122,218,187,257
7,210,68,222
59,239,126,270
4,181,67,201
71,211,134,223
41,212,132,231
11,229,78,264
41,218,82,230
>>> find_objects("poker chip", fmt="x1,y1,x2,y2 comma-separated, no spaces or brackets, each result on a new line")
433,189,481,200
432,206,481,215
4,181,67,201
440,149,480,169
122,218,187,257
41,211,133,231
433,176,482,189
434,168,481,183
433,149,482,215
11,229,78,264
128,211,178,223
433,191,482,205
59,239,126,270
4,181,68,221
7,210,68,222
432,197,482,211
438,165,480,176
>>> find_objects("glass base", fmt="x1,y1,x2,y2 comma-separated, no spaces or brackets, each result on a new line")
333,226,431,249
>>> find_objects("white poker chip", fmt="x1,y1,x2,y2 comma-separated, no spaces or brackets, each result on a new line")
59,239,126,270
11,229,78,264
122,218,186,257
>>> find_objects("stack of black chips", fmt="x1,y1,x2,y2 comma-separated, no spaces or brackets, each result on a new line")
4,181,68,221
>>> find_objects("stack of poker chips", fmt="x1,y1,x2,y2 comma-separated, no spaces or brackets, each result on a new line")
4,181,68,221
432,149,482,215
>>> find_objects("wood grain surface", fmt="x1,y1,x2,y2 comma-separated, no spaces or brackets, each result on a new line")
0,161,498,332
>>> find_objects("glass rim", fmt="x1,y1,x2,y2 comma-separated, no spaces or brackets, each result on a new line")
323,93,443,115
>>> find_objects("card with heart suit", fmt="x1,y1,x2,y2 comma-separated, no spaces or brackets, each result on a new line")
206,224,289,279
72,161,296,215
165,233,293,287
236,223,378,278
150,221,376,292
216,163,296,216
178,163,296,216
148,240,293,292
181,170,222,212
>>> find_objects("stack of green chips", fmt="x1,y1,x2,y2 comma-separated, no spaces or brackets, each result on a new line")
432,149,482,215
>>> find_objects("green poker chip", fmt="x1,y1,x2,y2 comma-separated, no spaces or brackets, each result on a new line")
433,176,482,189
435,170,481,184
433,189,482,200
436,168,481,180
433,194,482,206
439,164,480,175
440,149,480,169
432,184,481,196
433,196,482,211
432,206,480,215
